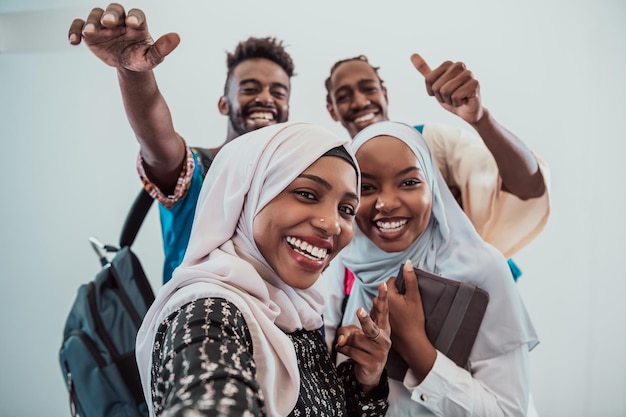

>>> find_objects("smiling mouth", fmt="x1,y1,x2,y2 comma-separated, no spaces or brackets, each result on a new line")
248,111,275,122
286,236,328,261
375,219,408,234
353,112,376,124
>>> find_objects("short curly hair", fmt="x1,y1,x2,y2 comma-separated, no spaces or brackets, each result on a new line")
324,55,385,104
223,36,296,94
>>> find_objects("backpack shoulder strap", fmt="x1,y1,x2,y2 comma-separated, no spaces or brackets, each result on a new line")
119,188,154,248
119,147,214,248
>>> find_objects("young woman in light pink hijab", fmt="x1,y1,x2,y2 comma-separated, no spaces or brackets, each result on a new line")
136,122,391,417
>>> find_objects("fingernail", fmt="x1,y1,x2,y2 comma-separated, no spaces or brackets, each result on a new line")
405,259,413,270
101,13,115,24
69,33,78,43
383,282,388,292
358,307,367,318
83,23,95,34
127,15,139,25
337,334,345,344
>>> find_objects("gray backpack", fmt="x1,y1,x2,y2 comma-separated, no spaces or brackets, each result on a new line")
59,189,154,417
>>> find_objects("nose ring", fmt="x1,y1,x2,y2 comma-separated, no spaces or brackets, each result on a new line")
320,218,325,222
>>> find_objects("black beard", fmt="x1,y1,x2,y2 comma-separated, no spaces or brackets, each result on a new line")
229,111,248,137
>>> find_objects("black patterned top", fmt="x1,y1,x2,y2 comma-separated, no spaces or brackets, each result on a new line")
151,297,388,417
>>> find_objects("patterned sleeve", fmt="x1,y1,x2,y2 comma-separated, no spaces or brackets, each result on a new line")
337,359,389,417
151,298,266,417
136,145,196,209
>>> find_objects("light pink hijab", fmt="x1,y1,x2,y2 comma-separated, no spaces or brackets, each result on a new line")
136,122,357,417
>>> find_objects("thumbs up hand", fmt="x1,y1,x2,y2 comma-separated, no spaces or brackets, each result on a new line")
410,53,484,124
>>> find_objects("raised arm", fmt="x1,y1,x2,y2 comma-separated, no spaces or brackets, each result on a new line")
410,53,545,201
68,3,185,193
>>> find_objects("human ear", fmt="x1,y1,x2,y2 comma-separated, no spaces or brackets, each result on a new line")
218,96,230,115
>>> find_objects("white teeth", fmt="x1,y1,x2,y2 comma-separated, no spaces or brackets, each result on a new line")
354,113,375,123
376,219,408,233
286,236,328,260
249,112,274,121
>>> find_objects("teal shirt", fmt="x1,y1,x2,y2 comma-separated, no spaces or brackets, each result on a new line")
159,152,206,283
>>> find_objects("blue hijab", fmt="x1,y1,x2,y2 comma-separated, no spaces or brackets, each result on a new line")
341,121,538,361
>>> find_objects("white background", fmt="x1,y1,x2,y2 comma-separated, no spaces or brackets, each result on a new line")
1,1,625,416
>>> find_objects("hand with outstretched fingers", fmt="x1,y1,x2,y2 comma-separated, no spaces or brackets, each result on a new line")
68,3,180,72
335,282,391,391
410,53,484,124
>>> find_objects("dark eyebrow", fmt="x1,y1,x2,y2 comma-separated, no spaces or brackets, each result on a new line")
299,173,332,189
361,166,422,180
396,166,422,177
333,85,352,96
271,82,290,91
357,79,379,88
333,78,377,93
298,173,359,202
343,190,360,202
239,78,289,91
239,78,261,86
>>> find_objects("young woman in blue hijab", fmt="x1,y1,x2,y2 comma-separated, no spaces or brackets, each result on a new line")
323,121,539,417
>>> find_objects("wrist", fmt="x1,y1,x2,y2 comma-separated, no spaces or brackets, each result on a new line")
360,380,378,393
357,369,388,395
469,107,491,129
403,336,436,383
117,66,152,79
355,368,384,393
